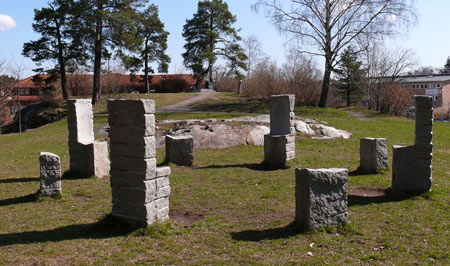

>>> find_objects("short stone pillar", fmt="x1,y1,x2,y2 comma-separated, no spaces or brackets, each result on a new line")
359,138,388,173
108,99,171,225
264,94,296,168
39,152,62,196
67,99,110,177
392,96,433,195
295,168,348,230
165,135,194,166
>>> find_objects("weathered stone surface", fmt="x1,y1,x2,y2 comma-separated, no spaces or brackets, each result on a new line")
269,94,295,135
110,138,156,159
67,99,94,144
111,180,156,203
109,113,155,128
294,120,315,135
391,96,433,195
110,157,156,176
108,99,170,226
39,152,62,196
109,126,155,141
107,99,155,115
94,141,110,178
311,125,351,140
246,126,270,145
165,135,194,166
156,167,171,177
295,168,348,230
112,200,156,224
264,134,295,168
359,138,388,173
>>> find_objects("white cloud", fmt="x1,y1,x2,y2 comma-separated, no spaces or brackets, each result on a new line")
0,14,17,31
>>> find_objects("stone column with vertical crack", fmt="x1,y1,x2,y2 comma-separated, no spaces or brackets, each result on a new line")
264,94,296,168
108,99,171,225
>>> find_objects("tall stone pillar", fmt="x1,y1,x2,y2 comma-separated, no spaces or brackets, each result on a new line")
264,94,296,168
392,96,433,195
67,99,110,177
108,99,171,225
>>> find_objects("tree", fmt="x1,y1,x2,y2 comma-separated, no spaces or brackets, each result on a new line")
360,40,415,111
77,0,148,104
441,57,450,74
22,0,87,100
254,0,416,107
182,0,247,90
243,35,265,79
121,4,170,93
333,46,364,106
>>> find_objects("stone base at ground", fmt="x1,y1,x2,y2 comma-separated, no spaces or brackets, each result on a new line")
263,134,295,168
39,152,62,196
165,135,194,166
295,168,348,230
359,138,388,173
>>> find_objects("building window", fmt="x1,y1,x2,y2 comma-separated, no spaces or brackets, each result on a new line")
38,89,43,95
10,106,18,117
433,96,439,101
437,83,441,88
425,84,428,89
421,84,423,88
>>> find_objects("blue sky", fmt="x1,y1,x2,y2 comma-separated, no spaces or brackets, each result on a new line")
0,0,448,78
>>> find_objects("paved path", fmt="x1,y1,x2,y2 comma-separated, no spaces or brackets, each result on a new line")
156,91,217,113
343,110,372,121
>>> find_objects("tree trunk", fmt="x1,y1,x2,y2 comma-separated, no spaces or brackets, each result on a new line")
56,21,68,100
144,40,149,93
92,1,103,105
318,59,332,108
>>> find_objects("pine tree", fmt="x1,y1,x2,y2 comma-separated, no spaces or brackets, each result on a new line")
76,0,148,104
334,47,365,107
22,0,88,100
182,0,247,90
121,4,170,93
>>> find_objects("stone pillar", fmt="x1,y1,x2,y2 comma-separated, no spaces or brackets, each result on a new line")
108,99,171,225
392,96,433,195
39,152,62,196
295,168,348,230
264,94,296,168
67,99,110,177
165,135,194,166
359,138,388,173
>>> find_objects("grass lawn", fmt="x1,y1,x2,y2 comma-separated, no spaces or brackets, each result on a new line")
0,95,449,265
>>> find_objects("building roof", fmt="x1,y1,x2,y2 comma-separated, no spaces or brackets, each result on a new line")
397,74,450,83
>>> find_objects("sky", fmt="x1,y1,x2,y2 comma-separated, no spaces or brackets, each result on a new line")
0,0,449,79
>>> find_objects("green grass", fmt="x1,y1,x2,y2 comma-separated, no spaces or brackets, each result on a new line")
0,100,449,265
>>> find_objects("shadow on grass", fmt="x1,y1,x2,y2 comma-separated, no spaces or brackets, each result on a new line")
348,191,415,206
61,170,94,180
0,193,38,207
0,177,40,184
230,221,304,241
196,162,287,172
0,214,139,247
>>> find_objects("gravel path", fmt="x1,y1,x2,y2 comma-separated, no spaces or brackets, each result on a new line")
343,110,372,121
156,91,217,113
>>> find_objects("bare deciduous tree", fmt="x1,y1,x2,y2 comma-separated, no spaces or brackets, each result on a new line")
243,35,265,79
253,0,416,107
362,42,415,111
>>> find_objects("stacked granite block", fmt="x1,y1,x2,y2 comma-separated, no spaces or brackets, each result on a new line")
392,96,433,195
165,135,194,166
264,94,296,168
359,138,388,173
67,99,110,177
108,99,171,225
295,168,348,230
39,152,62,196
